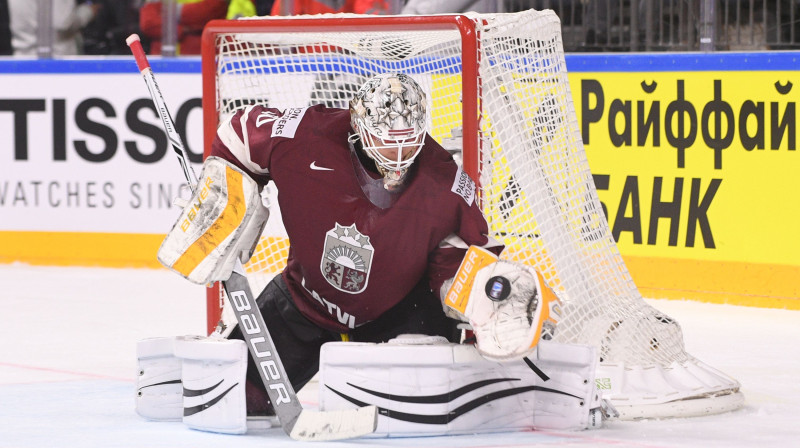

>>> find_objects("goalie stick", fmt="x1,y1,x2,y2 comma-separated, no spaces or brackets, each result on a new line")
126,34,378,442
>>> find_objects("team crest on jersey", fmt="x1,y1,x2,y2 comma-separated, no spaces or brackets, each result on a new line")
320,223,374,294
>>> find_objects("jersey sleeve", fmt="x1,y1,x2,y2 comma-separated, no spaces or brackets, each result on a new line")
427,167,504,296
209,105,286,186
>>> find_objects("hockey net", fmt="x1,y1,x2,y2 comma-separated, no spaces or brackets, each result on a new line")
201,10,743,419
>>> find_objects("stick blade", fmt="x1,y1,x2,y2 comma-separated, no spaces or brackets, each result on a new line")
288,405,378,441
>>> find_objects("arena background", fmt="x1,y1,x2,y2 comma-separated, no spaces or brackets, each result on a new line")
1,53,797,310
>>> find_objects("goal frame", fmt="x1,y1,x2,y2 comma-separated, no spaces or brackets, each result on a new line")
197,11,743,420
200,15,483,334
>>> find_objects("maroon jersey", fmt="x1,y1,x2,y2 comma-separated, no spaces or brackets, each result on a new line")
211,105,502,333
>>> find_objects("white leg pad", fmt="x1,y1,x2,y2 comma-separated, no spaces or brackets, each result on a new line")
528,341,602,430
135,337,183,421
319,335,605,437
174,336,248,435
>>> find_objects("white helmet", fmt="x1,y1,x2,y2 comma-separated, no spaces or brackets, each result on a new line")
349,73,427,188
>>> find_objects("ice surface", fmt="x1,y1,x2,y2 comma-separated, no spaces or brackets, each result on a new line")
1,264,798,447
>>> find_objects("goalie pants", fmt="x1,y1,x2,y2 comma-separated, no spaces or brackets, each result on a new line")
227,273,460,414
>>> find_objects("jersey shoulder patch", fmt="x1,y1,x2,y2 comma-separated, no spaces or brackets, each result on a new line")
271,107,309,139
451,166,476,206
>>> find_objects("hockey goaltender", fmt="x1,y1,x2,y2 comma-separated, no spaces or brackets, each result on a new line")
134,72,617,438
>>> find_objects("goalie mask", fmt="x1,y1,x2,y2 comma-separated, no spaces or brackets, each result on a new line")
349,73,427,190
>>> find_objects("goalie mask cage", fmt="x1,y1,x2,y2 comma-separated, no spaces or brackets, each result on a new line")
200,10,743,420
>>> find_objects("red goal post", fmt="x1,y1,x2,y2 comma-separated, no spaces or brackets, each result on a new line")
200,14,484,334
199,11,743,420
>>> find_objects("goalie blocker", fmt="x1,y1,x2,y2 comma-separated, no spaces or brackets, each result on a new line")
157,156,269,286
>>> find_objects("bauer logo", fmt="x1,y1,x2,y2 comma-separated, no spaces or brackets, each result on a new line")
180,176,215,232
446,248,480,312
271,107,307,139
451,167,475,206
445,246,498,314
228,288,292,406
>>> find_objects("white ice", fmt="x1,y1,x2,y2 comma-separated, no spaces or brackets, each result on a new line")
1,264,798,447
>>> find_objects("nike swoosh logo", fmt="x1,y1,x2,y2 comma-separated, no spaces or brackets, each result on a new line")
310,161,334,171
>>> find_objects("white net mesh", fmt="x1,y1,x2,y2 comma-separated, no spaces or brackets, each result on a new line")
469,12,688,367
205,10,741,416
